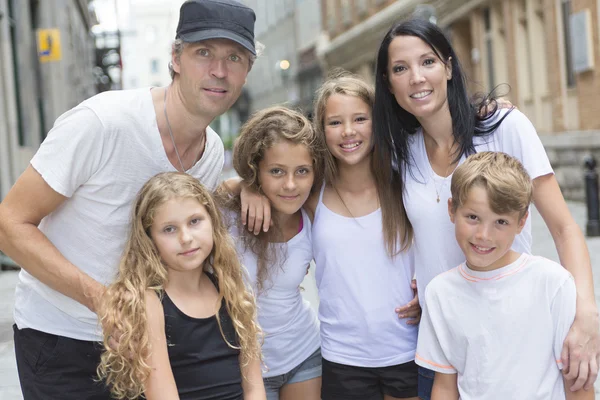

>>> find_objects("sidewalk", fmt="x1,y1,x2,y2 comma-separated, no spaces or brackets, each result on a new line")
0,202,599,398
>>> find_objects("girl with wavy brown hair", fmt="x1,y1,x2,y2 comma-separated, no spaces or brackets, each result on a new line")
97,172,265,400
220,106,329,400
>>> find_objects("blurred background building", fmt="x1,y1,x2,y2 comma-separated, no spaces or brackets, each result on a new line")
0,0,97,200
119,0,183,90
319,0,600,200
244,0,324,118
0,0,599,201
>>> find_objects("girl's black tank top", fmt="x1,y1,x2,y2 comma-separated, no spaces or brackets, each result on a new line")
162,272,243,400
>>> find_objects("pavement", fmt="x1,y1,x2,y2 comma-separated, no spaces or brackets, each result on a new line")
1,201,599,398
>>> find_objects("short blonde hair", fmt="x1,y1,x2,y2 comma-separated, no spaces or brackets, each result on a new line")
450,152,533,218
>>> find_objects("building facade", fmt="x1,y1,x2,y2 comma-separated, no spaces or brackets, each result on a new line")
319,0,600,200
295,0,325,116
120,0,183,90
0,0,97,200
241,0,324,118
244,0,300,113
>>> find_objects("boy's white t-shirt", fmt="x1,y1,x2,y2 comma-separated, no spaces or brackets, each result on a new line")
404,109,554,304
228,209,320,377
14,88,224,341
415,254,576,400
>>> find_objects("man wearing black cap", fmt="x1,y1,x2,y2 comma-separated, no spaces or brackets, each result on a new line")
0,1,264,398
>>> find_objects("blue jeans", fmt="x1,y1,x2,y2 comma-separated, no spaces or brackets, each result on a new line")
263,348,322,400
417,366,435,400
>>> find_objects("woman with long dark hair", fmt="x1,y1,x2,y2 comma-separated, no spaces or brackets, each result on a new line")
372,19,599,399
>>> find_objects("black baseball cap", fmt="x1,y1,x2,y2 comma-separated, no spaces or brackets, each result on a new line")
176,0,256,55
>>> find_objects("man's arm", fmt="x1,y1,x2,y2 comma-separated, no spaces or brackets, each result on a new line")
431,372,459,400
0,166,105,312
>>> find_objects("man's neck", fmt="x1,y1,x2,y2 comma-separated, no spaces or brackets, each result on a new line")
153,84,211,170
164,83,211,147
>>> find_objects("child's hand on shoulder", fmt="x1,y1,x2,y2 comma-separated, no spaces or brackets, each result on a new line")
240,184,272,235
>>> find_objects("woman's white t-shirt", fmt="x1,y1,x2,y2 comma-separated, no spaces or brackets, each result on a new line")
403,109,553,303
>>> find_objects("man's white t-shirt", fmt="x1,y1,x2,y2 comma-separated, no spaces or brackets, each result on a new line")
228,209,320,377
415,254,576,400
14,87,224,341
403,109,554,304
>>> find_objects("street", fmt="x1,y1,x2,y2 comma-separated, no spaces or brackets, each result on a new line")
0,201,599,398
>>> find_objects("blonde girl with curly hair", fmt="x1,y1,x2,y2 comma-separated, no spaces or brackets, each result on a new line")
220,106,330,400
97,172,265,400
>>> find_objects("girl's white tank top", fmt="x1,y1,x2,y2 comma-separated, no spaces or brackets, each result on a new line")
312,183,418,367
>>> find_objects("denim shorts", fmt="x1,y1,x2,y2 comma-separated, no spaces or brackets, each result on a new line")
417,366,435,400
263,348,322,400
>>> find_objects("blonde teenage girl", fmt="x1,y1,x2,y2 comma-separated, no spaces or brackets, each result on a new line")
97,172,265,400
299,71,419,400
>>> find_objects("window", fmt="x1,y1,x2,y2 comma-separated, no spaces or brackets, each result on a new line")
150,59,159,74
145,26,157,44
7,0,24,145
341,0,352,26
327,0,337,33
483,7,495,90
356,0,369,16
561,0,575,87
516,0,533,98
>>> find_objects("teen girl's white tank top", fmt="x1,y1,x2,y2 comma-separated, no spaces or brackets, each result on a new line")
311,184,418,367
230,209,320,377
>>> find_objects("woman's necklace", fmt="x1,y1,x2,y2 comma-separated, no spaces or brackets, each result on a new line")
432,174,449,203
163,87,203,172
426,146,455,203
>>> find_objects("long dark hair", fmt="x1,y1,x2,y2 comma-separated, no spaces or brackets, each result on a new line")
372,19,513,241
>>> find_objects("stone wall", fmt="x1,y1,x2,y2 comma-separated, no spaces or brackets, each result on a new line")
541,131,600,201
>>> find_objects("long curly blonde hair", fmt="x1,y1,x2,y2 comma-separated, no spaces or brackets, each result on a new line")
97,172,261,399
218,106,331,293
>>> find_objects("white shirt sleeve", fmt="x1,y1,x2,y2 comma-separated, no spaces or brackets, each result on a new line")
30,106,106,197
416,286,457,374
551,274,577,370
480,109,554,180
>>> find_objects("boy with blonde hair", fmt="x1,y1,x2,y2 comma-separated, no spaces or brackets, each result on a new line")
415,151,593,400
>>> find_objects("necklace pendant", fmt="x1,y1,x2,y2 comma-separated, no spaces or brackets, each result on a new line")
436,196,440,203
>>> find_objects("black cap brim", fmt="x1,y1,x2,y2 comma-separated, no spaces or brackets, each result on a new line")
179,28,256,56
